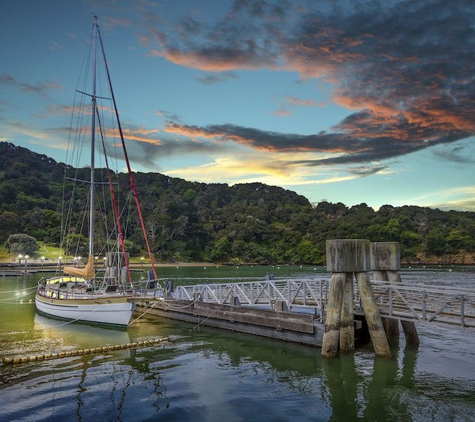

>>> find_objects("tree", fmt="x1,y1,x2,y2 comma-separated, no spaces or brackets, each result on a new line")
423,229,446,256
4,233,40,255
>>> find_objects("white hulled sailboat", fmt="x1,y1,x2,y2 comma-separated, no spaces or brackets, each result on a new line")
35,16,158,328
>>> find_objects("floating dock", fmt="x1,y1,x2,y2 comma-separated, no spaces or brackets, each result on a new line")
136,297,367,347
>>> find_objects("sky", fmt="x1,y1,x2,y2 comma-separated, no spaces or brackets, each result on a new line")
1,0,475,212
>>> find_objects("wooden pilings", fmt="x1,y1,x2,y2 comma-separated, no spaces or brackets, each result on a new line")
323,239,391,358
340,273,355,351
322,272,345,357
371,242,420,346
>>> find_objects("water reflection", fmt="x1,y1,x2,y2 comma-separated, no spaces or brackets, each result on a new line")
2,269,475,421
34,314,131,350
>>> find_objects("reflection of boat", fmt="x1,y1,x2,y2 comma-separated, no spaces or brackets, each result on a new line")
35,16,159,328
34,313,131,348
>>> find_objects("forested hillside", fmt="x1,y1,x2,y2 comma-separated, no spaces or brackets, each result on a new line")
1,142,474,264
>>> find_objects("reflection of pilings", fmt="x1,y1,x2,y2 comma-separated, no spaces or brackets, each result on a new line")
371,242,420,347
364,355,401,421
323,239,391,358
322,343,418,421
322,353,359,420
364,345,416,422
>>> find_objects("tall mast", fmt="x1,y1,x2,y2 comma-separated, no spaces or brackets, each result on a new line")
89,15,98,257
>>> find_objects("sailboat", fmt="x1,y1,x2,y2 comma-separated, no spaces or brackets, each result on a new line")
35,16,159,328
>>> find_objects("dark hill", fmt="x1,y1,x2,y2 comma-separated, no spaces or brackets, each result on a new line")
1,141,474,264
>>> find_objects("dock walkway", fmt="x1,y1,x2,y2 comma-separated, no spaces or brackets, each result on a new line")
168,276,475,330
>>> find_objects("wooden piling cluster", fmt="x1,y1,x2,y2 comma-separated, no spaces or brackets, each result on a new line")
323,239,391,358
371,242,420,346
322,240,418,358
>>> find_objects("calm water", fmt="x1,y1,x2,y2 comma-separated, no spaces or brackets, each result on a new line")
1,265,475,421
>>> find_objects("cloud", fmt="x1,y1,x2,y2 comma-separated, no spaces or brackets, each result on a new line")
49,42,63,51
411,186,475,212
40,105,75,117
0,74,61,96
124,135,228,170
163,150,364,188
272,95,323,116
102,16,132,30
162,121,463,167
272,108,292,117
284,97,318,108
195,71,238,85
431,144,475,164
139,0,475,168
155,109,181,121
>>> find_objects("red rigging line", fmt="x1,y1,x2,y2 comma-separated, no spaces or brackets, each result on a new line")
96,109,133,286
97,23,158,280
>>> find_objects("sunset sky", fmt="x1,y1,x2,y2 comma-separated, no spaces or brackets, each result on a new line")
1,0,474,211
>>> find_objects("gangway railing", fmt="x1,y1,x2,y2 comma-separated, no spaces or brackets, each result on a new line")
172,277,475,330
367,281,475,329
174,278,329,318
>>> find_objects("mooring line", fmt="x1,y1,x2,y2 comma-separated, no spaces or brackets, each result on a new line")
190,316,211,331
127,301,157,325
0,286,38,303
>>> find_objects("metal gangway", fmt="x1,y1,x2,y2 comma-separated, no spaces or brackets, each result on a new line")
172,277,475,330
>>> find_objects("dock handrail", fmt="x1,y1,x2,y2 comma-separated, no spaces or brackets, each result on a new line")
172,276,475,330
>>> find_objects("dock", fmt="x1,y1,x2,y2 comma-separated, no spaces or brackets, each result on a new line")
136,297,329,347
134,240,475,357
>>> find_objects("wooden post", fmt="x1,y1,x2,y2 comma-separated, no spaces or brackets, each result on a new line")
373,269,400,339
324,239,374,357
340,272,355,351
387,271,420,346
355,271,391,357
371,242,419,347
322,272,345,357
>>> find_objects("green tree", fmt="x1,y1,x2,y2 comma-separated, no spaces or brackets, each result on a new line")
63,233,89,257
4,233,40,255
295,240,322,264
423,228,446,256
